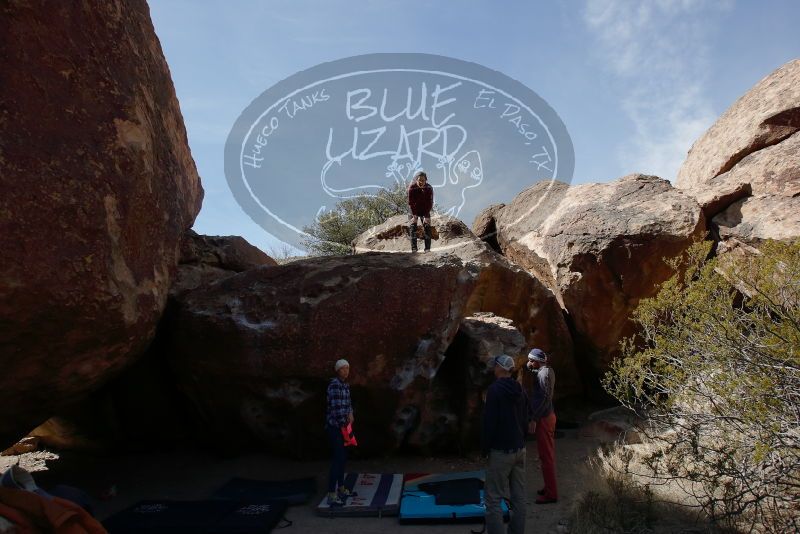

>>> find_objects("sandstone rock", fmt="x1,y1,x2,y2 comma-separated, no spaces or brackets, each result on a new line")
404,313,528,453
458,313,528,376
472,203,506,252
164,218,578,456
682,129,800,240
705,131,800,246
676,61,800,247
580,406,643,445
180,230,277,272
0,0,203,446
1,437,40,457
472,204,506,238
714,237,762,260
676,60,800,189
687,181,752,220
165,253,478,457
351,214,461,254
27,232,277,453
711,131,800,200
494,174,705,373
172,230,277,296
354,215,580,399
714,195,800,244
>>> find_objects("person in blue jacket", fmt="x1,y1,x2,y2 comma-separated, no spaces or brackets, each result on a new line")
481,354,529,534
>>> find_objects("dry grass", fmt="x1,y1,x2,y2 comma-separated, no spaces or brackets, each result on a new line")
568,444,736,534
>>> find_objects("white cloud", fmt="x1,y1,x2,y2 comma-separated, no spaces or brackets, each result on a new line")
583,0,732,181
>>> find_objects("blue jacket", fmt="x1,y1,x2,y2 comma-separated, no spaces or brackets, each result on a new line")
481,377,529,453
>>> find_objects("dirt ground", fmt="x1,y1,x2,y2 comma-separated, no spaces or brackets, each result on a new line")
1,401,611,534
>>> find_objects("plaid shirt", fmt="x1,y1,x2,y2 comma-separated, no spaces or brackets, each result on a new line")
326,377,352,428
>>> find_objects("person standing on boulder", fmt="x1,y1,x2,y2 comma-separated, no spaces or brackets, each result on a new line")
527,348,558,504
407,170,434,252
325,359,355,506
482,354,528,534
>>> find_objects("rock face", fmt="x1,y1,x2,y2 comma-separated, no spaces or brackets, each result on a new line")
23,232,275,452
172,230,277,296
472,204,506,252
676,60,800,190
354,215,580,399
166,253,478,457
405,313,528,453
162,219,578,457
714,195,800,244
0,1,203,446
492,174,705,374
437,314,529,451
675,60,800,248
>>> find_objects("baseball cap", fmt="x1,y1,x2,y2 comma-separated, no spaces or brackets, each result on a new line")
491,354,515,371
334,359,350,371
528,348,547,363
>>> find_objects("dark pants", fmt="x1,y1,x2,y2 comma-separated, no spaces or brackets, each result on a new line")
409,213,432,251
326,424,347,493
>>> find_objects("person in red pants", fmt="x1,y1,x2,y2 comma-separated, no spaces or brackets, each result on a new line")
527,348,558,504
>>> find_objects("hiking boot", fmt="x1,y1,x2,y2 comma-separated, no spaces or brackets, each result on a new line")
423,223,432,251
326,492,344,506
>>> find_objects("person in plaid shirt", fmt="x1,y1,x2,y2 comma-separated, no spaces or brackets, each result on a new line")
325,359,354,505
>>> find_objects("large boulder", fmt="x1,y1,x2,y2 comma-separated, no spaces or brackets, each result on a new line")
676,60,800,247
353,215,580,399
472,203,506,252
676,60,800,191
172,230,277,296
165,252,479,457
492,174,705,373
0,1,203,446
405,313,528,453
164,218,578,456
714,195,800,245
25,232,276,452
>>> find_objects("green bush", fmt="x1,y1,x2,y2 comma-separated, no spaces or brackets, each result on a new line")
301,183,410,255
604,240,800,532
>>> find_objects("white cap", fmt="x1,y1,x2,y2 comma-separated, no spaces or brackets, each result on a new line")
528,349,547,363
491,354,515,371
334,359,350,371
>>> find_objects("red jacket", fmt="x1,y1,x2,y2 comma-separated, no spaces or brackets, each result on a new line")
407,182,433,216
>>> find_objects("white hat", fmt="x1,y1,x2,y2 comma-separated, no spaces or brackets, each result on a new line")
528,348,547,363
334,359,350,371
490,354,515,371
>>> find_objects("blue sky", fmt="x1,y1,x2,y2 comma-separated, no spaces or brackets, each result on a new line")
149,0,799,255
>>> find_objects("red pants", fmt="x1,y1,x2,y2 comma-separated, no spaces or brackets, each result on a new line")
535,411,558,499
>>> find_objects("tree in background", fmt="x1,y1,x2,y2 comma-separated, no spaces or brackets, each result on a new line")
605,240,799,532
302,182,437,256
